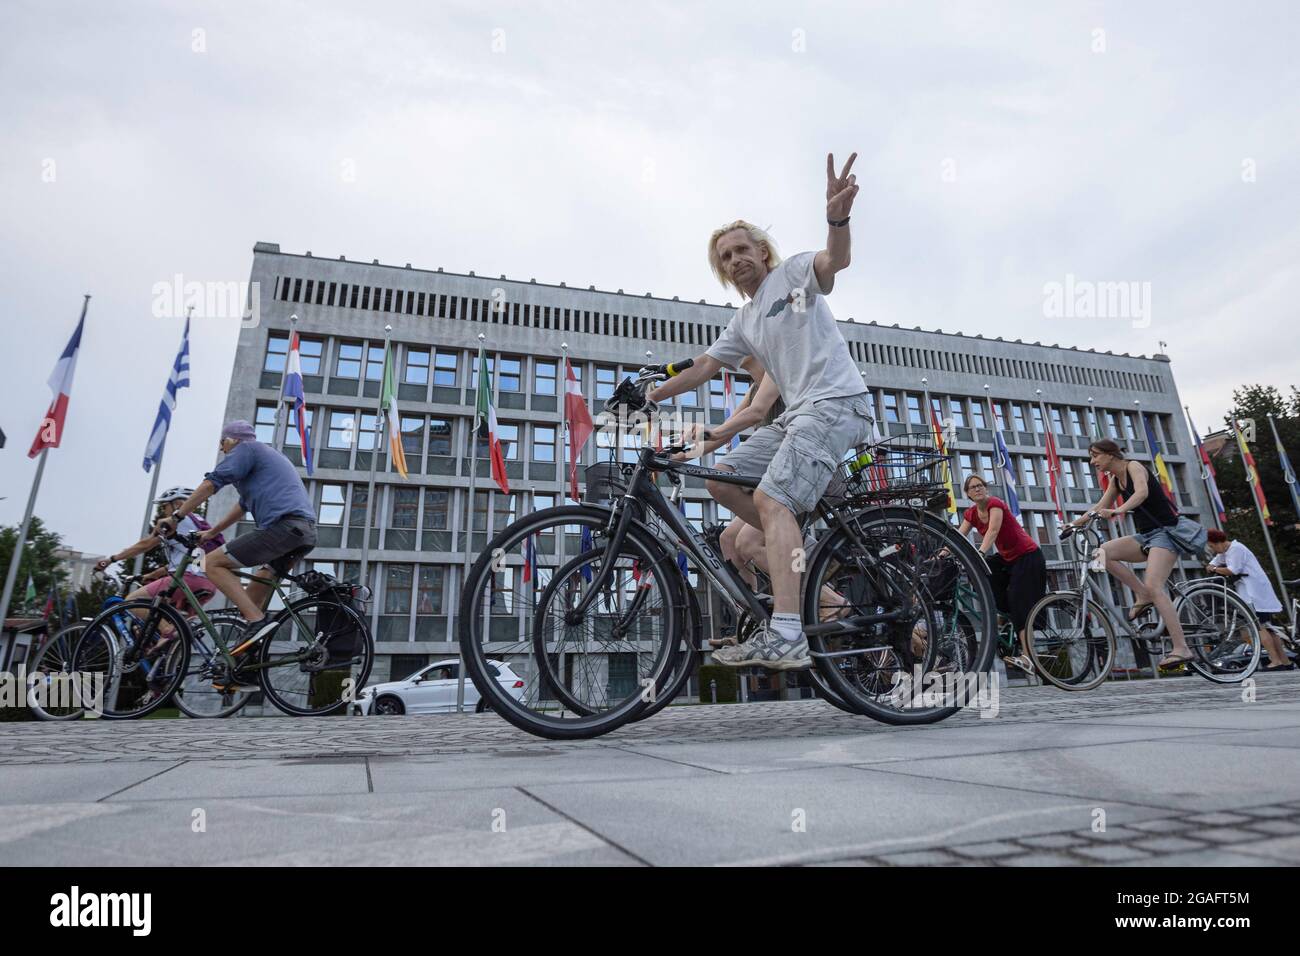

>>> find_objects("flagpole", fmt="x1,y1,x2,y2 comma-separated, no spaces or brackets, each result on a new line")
1237,408,1290,618
134,306,193,576
1184,405,1223,532
0,449,49,630
1036,389,1064,525
273,314,299,451
458,333,487,714
982,384,1002,499
358,323,390,591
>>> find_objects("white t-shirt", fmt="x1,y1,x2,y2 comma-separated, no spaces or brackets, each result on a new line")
706,251,866,414
161,515,211,578
1208,541,1282,613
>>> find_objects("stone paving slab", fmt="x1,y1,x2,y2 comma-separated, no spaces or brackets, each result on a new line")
0,790,634,867
857,738,1300,813
102,758,371,802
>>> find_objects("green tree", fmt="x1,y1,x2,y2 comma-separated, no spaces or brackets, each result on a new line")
1215,384,1300,582
0,517,68,614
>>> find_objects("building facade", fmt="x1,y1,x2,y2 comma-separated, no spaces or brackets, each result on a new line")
219,241,1211,687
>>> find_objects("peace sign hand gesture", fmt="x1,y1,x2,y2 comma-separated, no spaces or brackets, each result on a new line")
826,152,859,220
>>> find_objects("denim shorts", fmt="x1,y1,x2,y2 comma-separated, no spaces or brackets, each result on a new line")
718,392,873,515
1133,515,1207,558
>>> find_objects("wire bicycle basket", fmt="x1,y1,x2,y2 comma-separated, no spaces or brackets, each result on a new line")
839,429,953,508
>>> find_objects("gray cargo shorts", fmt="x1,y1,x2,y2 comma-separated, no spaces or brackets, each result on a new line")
223,515,318,576
717,392,873,516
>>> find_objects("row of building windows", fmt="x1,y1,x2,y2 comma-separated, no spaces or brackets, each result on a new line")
272,273,1166,393
274,274,718,346
261,334,1177,451
263,333,748,408
843,339,1165,394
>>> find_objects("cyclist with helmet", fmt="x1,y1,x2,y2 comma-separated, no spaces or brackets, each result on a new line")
95,486,224,617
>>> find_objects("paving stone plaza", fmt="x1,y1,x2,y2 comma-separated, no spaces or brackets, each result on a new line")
3,674,1297,867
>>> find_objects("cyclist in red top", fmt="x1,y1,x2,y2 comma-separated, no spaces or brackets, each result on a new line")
956,474,1047,673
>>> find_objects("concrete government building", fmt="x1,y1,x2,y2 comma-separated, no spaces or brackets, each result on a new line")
218,241,1212,694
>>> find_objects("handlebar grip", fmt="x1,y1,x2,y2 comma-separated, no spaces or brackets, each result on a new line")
665,358,694,377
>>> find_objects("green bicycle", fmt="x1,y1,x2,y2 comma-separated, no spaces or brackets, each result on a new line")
70,532,375,718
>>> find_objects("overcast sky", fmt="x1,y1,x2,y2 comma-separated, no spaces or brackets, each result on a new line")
2,0,1298,556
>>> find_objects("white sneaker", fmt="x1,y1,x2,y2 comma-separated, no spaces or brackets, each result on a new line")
713,623,811,671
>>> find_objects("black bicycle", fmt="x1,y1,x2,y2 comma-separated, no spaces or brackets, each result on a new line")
458,362,998,739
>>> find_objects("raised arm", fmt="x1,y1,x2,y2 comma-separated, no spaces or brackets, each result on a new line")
814,151,859,294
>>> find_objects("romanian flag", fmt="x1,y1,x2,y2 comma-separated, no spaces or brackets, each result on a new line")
1235,418,1272,523
380,343,408,479
1140,411,1175,505
475,344,509,494
929,406,957,514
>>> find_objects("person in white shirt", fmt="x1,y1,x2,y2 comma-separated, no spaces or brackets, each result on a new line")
648,152,872,671
1205,529,1295,670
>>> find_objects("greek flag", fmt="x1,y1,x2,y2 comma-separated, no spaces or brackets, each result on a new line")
142,317,190,472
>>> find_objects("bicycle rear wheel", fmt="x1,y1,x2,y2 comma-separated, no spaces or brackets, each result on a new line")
1177,586,1261,683
26,623,87,720
256,597,375,715
459,504,686,740
1024,592,1116,691
70,600,192,719
803,506,997,725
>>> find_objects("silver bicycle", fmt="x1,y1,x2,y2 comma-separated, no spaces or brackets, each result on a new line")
1024,513,1262,686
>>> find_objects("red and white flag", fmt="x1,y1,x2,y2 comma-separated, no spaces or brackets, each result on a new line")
29,300,88,458
475,344,509,494
1044,428,1065,522
564,357,594,501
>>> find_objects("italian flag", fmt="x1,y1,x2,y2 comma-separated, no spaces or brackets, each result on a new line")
475,344,510,494
380,343,408,479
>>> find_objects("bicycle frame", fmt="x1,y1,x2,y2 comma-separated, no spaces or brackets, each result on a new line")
143,542,319,673
570,443,919,639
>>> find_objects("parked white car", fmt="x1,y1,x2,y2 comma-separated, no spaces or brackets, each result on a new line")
351,659,525,715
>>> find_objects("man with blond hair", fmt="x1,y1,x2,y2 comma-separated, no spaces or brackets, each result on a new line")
648,153,871,669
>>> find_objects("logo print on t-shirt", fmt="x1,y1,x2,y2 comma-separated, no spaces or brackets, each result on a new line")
765,294,794,318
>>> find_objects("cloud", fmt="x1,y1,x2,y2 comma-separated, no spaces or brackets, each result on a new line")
1,0,1297,553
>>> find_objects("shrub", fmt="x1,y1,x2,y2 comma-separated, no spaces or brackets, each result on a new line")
697,665,738,704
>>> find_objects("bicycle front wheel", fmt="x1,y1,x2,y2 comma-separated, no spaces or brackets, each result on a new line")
1024,592,1116,691
459,504,687,740
70,600,192,719
1177,585,1262,683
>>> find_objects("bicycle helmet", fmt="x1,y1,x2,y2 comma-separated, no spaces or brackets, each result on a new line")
155,486,195,504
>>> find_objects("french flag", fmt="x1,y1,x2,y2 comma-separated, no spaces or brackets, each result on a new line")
285,330,314,475
29,299,88,458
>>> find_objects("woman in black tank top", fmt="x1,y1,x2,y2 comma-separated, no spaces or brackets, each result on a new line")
1070,439,1208,669
1115,460,1179,532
